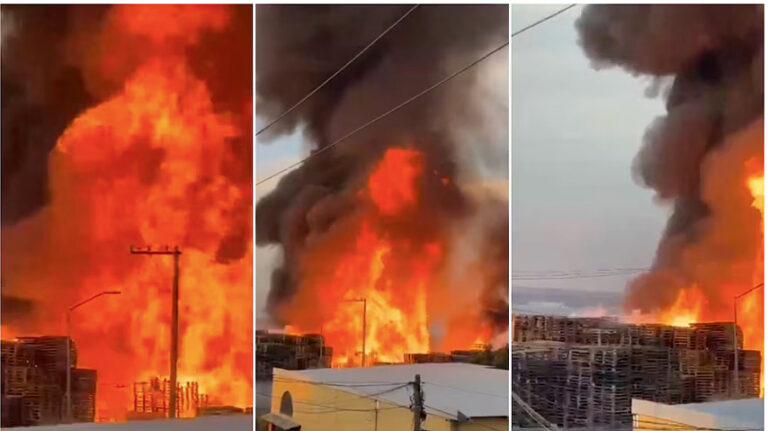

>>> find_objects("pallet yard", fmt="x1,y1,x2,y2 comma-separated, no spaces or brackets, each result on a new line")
511,315,761,429
1,337,96,427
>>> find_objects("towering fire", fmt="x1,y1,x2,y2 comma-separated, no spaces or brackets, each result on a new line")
577,4,764,370
280,148,441,365
256,5,509,364
1,5,252,420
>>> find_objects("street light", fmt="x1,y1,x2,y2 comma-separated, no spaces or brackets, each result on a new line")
733,282,763,397
66,290,121,423
345,298,367,367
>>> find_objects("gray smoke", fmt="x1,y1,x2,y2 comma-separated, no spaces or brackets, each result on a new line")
576,5,764,312
255,5,509,329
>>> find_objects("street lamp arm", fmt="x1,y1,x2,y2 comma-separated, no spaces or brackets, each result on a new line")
732,282,763,397
735,282,763,301
65,289,120,423
69,291,122,312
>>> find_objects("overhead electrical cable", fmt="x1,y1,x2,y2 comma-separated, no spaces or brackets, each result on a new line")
257,4,577,186
255,4,419,137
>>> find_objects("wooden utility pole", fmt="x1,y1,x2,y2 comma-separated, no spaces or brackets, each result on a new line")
412,374,424,431
362,298,367,367
733,282,763,396
130,245,181,418
345,297,367,367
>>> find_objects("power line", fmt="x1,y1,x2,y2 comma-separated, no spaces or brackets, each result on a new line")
422,380,507,399
269,377,414,411
255,4,419,137
422,402,508,431
256,4,577,187
511,266,648,274
255,37,508,186
256,391,380,412
510,4,578,39
256,386,408,414
272,377,409,388
511,270,646,280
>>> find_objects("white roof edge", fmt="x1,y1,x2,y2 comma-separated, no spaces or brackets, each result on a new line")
632,398,759,430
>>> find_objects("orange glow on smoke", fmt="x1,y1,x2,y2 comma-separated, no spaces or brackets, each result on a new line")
2,5,251,421
278,147,490,367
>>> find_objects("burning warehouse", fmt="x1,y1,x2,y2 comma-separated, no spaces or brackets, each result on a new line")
1,337,96,427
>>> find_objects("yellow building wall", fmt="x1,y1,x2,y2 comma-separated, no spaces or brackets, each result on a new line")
270,378,507,431
634,414,697,431
455,417,508,431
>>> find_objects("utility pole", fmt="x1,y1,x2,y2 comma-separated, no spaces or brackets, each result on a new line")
130,245,181,418
362,298,367,367
733,300,739,397
733,282,763,397
345,297,367,367
412,374,424,431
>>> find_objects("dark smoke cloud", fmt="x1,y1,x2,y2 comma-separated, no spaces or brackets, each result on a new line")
576,5,763,312
1,5,103,225
256,5,508,327
1,295,36,326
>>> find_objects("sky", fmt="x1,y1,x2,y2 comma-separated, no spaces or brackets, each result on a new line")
254,127,302,325
511,5,669,313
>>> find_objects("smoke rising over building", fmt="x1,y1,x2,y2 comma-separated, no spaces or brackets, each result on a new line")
256,5,509,354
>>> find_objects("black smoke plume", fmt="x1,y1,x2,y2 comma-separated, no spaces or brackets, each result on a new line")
576,5,764,313
255,5,509,330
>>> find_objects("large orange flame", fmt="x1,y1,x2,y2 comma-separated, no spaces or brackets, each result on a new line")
1,5,252,420
277,147,490,366
641,163,763,392
627,119,763,400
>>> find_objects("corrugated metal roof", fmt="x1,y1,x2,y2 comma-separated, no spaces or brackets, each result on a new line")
633,398,764,430
273,363,508,420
